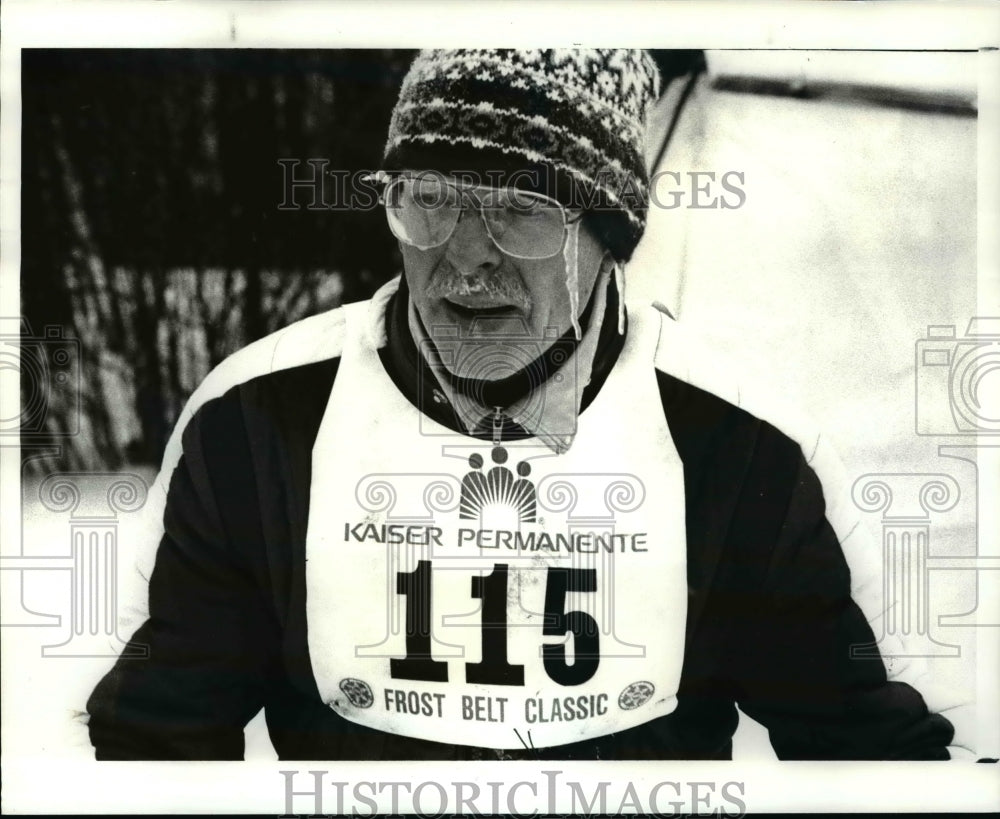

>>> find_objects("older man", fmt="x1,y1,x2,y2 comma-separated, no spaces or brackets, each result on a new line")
87,49,956,760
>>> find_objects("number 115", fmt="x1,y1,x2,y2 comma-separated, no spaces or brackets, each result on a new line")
390,561,600,687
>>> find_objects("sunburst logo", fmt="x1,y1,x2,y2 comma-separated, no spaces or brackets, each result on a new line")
459,446,537,528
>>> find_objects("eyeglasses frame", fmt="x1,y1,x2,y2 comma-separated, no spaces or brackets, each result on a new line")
368,171,584,260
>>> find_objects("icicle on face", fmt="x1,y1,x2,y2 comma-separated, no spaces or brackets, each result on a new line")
613,260,626,335
563,220,582,341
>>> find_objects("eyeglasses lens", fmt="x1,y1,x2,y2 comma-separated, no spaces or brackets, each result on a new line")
482,189,566,259
385,177,567,259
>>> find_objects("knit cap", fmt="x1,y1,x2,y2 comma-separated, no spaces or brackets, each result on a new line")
383,48,661,263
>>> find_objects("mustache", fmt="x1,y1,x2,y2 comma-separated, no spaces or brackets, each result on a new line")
425,264,532,311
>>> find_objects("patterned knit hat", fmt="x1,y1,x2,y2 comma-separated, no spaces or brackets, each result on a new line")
383,49,661,263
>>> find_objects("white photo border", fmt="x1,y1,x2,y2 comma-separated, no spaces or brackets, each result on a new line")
2,0,998,814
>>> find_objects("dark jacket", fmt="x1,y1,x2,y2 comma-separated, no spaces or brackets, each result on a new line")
87,284,954,760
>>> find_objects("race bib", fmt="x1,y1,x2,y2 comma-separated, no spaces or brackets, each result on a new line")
306,301,687,750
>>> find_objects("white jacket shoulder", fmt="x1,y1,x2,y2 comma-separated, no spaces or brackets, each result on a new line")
188,303,351,413
155,301,357,490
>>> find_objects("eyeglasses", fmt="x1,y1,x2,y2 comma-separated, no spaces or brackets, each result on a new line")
374,173,582,260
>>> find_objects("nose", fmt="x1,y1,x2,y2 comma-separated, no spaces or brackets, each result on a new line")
444,207,502,276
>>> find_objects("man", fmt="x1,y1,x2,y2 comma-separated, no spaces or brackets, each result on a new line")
87,48,958,760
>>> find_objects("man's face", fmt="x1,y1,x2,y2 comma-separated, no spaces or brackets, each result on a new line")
402,184,609,381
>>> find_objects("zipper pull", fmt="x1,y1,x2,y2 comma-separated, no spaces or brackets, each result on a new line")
492,406,504,446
